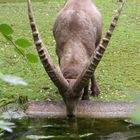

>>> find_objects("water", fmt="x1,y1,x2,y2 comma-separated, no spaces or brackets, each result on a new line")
1,117,140,140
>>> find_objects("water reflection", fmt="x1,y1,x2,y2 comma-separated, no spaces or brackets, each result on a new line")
100,132,140,140
2,118,140,140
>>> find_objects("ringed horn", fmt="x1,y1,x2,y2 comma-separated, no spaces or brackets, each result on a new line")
27,0,125,108
27,0,69,98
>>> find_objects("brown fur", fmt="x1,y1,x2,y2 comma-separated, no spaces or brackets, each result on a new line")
53,0,102,98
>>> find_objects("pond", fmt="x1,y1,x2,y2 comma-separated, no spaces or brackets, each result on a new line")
2,117,140,140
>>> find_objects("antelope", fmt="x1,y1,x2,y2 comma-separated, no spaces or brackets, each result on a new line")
27,0,125,117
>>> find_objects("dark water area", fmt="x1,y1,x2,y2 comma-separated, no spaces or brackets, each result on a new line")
2,117,140,140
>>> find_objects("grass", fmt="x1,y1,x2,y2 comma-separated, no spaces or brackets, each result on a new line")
0,0,140,102
0,0,43,3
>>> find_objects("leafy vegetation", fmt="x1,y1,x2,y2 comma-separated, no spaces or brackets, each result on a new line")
0,74,28,137
0,0,139,102
0,120,15,137
0,24,38,63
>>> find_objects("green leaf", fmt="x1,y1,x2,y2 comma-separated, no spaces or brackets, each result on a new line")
26,53,38,63
0,75,28,86
0,71,3,76
15,38,32,48
0,24,14,35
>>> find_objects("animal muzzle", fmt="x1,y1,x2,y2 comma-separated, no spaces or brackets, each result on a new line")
64,96,79,118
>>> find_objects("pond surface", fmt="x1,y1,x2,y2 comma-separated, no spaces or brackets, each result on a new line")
2,117,140,140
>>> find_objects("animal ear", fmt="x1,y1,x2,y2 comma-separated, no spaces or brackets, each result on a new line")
27,0,69,95
72,1,125,95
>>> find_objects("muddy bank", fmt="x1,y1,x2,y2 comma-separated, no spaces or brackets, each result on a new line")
0,100,136,119
26,101,135,118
